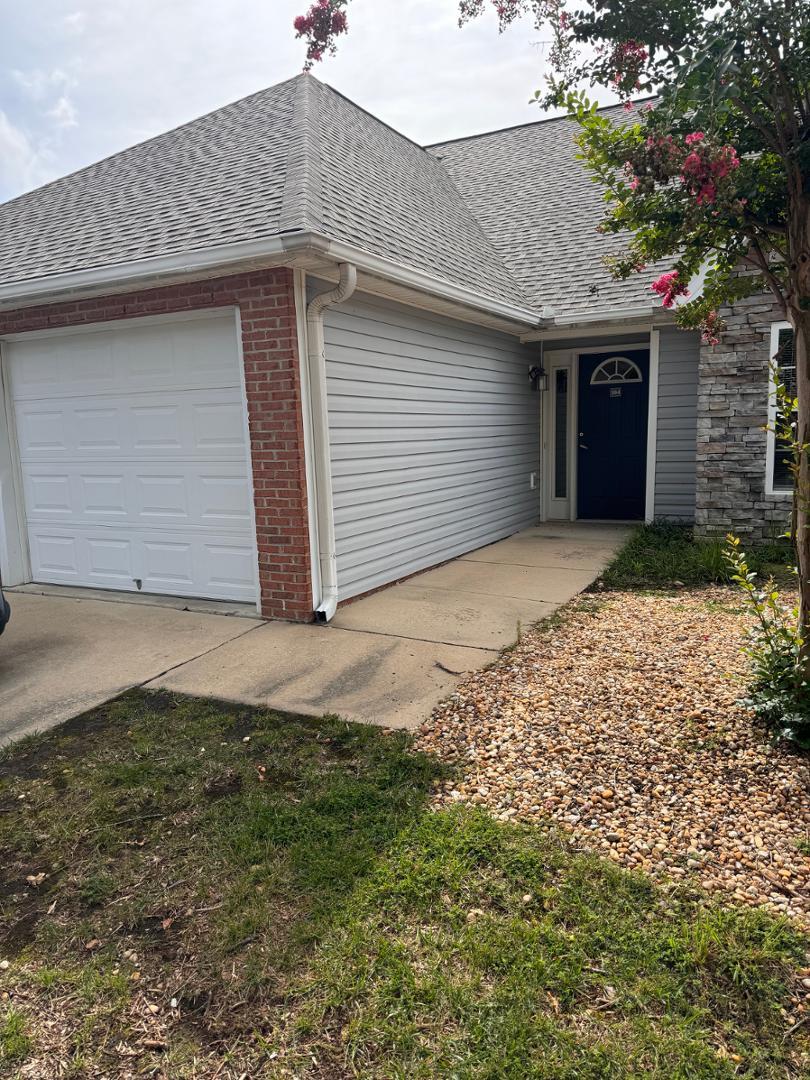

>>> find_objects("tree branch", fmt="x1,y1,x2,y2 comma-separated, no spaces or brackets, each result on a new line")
743,238,789,313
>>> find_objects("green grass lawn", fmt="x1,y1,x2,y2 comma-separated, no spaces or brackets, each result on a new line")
597,522,792,591
0,691,807,1077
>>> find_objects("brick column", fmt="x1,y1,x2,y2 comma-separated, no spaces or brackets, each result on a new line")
0,267,313,620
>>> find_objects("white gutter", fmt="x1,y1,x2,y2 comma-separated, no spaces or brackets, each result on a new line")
520,305,661,341
0,235,290,307
0,231,542,331
321,238,541,328
306,263,358,623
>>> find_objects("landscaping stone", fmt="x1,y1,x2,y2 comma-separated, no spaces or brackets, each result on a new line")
417,588,810,927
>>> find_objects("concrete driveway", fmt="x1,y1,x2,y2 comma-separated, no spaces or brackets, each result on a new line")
1,523,628,743
0,593,259,745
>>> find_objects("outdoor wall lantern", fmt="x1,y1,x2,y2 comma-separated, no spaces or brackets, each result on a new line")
528,364,548,392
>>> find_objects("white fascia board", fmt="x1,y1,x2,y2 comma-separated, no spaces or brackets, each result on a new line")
0,235,292,309
521,310,657,342
0,230,545,332
320,238,542,330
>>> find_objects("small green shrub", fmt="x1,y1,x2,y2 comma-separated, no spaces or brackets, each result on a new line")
725,535,810,749
599,522,790,591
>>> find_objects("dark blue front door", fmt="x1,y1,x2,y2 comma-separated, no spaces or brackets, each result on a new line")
577,349,649,520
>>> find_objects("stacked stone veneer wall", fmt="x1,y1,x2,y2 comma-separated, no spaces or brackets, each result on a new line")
695,293,791,540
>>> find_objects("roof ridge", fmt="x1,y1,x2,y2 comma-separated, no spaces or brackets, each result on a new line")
426,95,658,150
278,73,323,233
314,78,431,155
312,78,533,309
433,158,533,308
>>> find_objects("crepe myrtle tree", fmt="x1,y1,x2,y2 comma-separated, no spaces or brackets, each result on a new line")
294,1,810,636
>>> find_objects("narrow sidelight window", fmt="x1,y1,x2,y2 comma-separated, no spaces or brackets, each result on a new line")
554,369,568,499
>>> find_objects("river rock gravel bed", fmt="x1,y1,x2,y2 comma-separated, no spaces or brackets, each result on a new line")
416,588,810,928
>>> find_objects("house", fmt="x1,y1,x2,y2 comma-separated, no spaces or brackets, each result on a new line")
0,74,792,622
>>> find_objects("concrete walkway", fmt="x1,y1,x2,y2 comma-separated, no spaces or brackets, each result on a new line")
1,523,628,743
150,522,629,726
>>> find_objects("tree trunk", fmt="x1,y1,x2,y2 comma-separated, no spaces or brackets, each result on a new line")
795,314,810,661
790,195,810,670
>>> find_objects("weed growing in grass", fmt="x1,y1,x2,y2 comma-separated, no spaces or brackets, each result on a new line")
0,1007,33,1062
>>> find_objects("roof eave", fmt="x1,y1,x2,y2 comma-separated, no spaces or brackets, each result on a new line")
0,231,545,333
520,305,676,341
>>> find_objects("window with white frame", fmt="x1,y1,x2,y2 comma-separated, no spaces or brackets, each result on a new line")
766,322,796,495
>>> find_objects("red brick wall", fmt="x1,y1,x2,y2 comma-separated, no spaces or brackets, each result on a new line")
0,268,313,621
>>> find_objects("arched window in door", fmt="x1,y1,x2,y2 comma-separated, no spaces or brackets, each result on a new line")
589,356,644,385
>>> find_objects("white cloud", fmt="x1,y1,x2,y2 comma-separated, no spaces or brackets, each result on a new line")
11,67,73,102
1,0,619,202
0,111,54,196
63,10,87,34
48,95,79,128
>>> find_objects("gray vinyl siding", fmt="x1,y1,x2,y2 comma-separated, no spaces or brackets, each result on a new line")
323,294,541,600
654,328,700,520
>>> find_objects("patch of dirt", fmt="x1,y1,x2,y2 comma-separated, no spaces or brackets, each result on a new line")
0,702,120,783
417,588,810,928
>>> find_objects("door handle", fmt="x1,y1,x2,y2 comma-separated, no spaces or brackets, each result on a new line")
579,444,588,449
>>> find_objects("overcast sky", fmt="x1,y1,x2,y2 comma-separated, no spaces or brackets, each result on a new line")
0,0,617,203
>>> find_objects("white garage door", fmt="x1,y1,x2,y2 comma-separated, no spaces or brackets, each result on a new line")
7,310,258,603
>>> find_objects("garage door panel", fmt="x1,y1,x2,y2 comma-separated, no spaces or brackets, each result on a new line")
191,402,246,451
27,525,257,601
31,533,81,581
15,408,69,454
131,405,184,451
204,542,257,594
80,474,128,518
16,389,248,462
197,475,253,527
137,474,190,522
113,317,240,392
22,464,253,532
24,473,73,517
74,407,121,451
141,539,194,592
86,537,134,587
10,312,258,604
12,313,240,401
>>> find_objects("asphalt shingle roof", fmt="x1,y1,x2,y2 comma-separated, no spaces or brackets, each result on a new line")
0,74,526,308
428,107,662,319
0,77,301,289
0,75,660,321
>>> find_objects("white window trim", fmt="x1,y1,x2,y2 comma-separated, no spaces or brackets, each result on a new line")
765,320,795,498
645,330,660,524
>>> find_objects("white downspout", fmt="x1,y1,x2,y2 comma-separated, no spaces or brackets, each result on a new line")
306,263,358,622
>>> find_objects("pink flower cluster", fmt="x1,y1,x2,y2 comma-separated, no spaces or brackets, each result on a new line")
701,310,722,347
607,39,648,93
625,132,742,211
650,270,690,309
679,133,740,206
294,0,348,67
